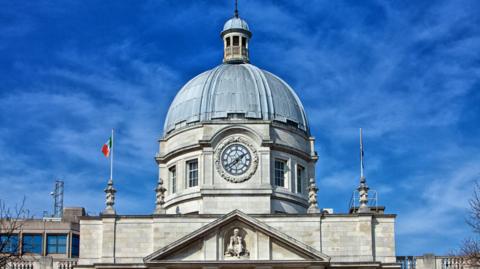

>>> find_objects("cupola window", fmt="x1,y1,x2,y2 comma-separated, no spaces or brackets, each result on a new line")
233,36,239,46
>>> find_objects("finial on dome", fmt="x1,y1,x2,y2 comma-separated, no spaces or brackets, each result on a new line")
234,0,239,18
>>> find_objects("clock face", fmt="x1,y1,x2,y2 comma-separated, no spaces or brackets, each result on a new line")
221,144,252,176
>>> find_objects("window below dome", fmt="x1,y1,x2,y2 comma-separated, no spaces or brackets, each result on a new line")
296,165,305,194
226,37,231,47
169,166,177,194
187,159,198,188
274,159,287,187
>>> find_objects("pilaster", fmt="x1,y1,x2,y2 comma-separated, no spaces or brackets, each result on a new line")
357,214,374,261
101,217,117,263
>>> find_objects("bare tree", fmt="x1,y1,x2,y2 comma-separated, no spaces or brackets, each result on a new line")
0,198,29,269
458,181,480,267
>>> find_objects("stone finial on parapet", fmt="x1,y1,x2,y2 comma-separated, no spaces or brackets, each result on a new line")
103,178,116,215
154,177,167,214
307,178,320,213
357,176,370,213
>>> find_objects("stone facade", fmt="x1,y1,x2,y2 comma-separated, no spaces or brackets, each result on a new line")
77,211,398,269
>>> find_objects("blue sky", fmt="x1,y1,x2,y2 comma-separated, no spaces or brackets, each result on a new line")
1,0,479,256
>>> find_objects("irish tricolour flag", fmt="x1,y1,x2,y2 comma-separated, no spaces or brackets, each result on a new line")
102,137,113,157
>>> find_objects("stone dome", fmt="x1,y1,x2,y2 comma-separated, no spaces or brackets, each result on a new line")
163,63,309,134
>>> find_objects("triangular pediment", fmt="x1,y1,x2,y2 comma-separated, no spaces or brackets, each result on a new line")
144,210,329,263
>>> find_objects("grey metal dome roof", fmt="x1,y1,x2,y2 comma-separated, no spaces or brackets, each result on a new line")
223,17,249,32
164,64,309,134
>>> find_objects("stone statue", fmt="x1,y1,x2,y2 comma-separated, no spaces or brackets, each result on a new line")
154,178,167,214
225,228,248,258
307,178,320,213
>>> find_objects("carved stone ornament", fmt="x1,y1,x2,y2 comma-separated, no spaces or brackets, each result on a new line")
215,136,258,183
103,178,116,215
224,228,249,258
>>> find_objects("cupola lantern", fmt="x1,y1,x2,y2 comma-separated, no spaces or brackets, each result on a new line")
221,1,251,63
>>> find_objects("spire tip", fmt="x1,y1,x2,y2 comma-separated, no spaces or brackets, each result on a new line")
234,0,239,18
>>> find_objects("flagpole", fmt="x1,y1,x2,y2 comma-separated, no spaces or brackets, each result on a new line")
110,129,114,180
360,128,364,178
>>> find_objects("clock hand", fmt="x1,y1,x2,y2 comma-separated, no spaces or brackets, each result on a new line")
228,157,240,168
228,153,246,168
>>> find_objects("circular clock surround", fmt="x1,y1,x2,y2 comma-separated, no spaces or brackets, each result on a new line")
215,136,258,183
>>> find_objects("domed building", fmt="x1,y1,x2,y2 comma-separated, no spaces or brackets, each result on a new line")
158,14,314,215
78,5,400,269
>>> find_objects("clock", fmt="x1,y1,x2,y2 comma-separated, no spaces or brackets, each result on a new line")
215,136,258,183
221,144,252,176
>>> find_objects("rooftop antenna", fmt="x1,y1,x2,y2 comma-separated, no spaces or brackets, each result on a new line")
234,0,239,18
50,180,64,218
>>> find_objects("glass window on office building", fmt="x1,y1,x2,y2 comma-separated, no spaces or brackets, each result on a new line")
71,234,80,257
22,234,43,254
47,234,67,254
0,234,18,253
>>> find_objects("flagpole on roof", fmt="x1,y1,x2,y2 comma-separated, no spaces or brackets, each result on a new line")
103,128,116,215
360,128,364,178
110,128,114,180
357,127,369,213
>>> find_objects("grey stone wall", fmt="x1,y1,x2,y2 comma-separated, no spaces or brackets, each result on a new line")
157,122,316,215
78,213,396,265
